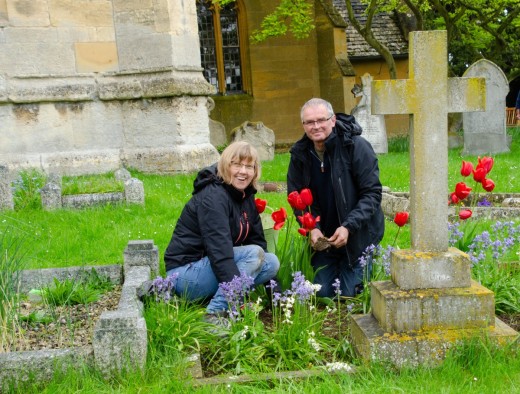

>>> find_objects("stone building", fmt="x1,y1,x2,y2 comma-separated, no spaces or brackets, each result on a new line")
0,0,219,175
204,0,410,144
0,0,409,175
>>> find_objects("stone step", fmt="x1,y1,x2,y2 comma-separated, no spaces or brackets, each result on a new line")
391,248,471,290
350,313,518,368
371,280,495,333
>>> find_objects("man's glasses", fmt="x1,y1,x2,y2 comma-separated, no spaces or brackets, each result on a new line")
302,115,333,127
231,161,255,172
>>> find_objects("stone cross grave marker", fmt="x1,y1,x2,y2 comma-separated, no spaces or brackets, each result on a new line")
350,32,516,367
372,30,485,252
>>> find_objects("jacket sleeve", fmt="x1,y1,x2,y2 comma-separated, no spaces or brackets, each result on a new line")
197,187,241,284
341,137,383,233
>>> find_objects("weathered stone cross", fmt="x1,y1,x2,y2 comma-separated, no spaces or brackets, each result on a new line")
372,30,485,252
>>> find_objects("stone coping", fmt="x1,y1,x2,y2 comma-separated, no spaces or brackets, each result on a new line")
1,70,214,103
382,192,520,220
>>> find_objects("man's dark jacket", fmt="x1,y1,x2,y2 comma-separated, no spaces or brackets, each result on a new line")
287,113,385,266
164,164,267,283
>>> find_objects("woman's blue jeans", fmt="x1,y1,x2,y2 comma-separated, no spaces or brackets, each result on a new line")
166,245,279,313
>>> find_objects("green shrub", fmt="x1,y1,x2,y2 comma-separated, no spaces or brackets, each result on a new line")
12,168,46,210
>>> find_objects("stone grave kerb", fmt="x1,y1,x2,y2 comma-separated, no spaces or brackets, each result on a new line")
350,31,518,367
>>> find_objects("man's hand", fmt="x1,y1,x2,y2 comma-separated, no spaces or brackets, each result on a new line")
309,228,324,246
328,226,349,248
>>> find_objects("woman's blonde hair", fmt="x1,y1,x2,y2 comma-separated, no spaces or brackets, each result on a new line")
218,141,261,189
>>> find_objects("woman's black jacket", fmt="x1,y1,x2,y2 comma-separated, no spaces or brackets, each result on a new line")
164,164,267,283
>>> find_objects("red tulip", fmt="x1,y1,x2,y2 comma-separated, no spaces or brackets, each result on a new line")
454,182,472,200
459,209,472,220
472,167,487,183
254,198,267,214
298,228,308,236
393,211,409,227
449,192,460,205
476,156,494,175
482,178,495,192
287,191,306,211
460,161,473,177
300,188,313,207
298,212,320,231
271,207,287,230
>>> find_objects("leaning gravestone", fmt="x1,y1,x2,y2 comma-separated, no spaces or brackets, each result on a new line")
462,59,510,155
350,30,518,367
230,121,275,161
207,97,227,148
351,73,388,153
0,165,14,211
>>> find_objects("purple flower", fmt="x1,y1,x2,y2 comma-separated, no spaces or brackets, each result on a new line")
332,278,341,297
290,271,315,302
477,198,492,207
219,272,254,319
151,273,179,303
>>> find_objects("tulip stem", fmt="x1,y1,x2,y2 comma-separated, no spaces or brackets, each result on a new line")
393,228,401,248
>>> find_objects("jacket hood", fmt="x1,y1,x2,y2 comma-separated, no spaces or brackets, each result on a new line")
192,164,220,194
334,113,362,140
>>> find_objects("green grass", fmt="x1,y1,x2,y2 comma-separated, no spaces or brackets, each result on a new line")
13,335,520,393
1,128,519,269
2,128,520,393
61,173,124,195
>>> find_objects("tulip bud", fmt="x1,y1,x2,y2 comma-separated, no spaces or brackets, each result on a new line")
393,211,409,227
459,209,472,220
300,188,313,207
482,178,495,192
460,161,473,177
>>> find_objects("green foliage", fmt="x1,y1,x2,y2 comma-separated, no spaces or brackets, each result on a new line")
274,216,315,290
144,297,211,356
12,168,46,210
0,227,28,351
41,269,114,306
61,173,124,195
387,135,409,153
249,0,315,42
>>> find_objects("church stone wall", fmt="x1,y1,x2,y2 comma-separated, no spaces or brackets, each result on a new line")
0,0,218,175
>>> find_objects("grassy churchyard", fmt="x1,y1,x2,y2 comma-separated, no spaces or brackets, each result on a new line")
1,128,520,393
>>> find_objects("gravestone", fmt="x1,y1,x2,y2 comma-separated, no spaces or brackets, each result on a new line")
230,121,275,161
207,97,228,148
462,59,510,155
0,165,14,211
350,30,518,367
351,73,388,153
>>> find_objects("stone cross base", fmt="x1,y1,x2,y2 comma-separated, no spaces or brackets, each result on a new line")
350,249,518,367
350,314,517,368
391,248,471,289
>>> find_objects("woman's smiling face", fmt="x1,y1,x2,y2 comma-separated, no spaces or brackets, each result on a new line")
229,160,255,191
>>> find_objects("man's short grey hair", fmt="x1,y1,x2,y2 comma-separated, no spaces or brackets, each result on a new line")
300,98,334,121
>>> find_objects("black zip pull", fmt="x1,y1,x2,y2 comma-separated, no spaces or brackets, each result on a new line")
321,161,324,173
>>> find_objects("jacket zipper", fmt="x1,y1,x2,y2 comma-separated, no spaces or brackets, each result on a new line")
309,149,325,173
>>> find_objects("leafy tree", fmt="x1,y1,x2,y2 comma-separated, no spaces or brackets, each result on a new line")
215,0,520,80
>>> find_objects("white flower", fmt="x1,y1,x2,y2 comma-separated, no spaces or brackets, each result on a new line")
325,362,353,372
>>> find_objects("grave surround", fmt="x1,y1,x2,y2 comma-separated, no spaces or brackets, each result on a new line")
0,240,189,389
